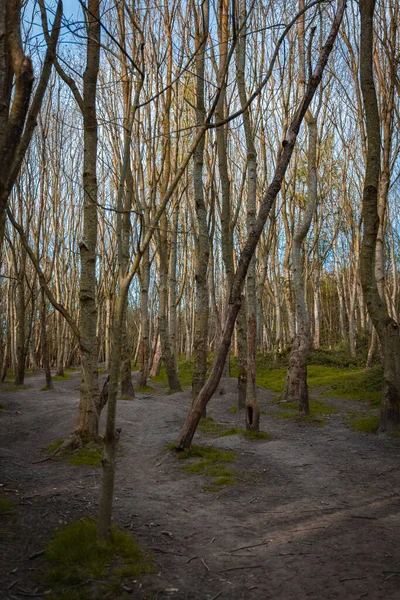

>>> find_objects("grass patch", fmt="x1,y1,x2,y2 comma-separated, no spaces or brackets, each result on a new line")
52,373,71,381
46,439,64,454
68,444,103,467
46,440,103,467
136,385,155,393
348,414,379,434
5,384,30,392
242,429,272,441
44,517,153,599
218,427,272,441
270,398,336,426
0,494,16,516
198,416,226,435
170,444,238,491
151,356,194,388
41,385,54,391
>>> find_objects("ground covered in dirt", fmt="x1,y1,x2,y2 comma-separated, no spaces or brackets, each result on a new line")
1,369,400,599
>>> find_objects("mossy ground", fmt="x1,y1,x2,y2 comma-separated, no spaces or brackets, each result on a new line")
44,518,153,599
5,384,30,392
46,439,103,467
52,373,71,381
0,493,16,516
169,444,238,491
136,385,155,393
347,413,380,433
199,417,272,441
267,398,338,426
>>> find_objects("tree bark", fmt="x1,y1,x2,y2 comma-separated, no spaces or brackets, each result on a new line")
359,0,400,433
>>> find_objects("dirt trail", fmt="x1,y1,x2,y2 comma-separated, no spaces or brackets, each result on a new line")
1,371,400,599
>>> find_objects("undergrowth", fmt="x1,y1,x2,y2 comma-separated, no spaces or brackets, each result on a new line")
169,443,238,491
44,518,153,599
46,439,103,467
5,384,30,392
0,494,16,516
199,416,272,441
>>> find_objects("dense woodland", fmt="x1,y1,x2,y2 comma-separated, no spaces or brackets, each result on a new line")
1,0,400,562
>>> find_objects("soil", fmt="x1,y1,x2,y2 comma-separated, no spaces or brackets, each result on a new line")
1,370,400,600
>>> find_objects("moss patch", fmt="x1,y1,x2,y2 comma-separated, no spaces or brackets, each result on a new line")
171,444,238,491
228,405,238,414
5,384,30,392
46,440,103,467
44,518,153,599
136,385,155,393
68,444,103,467
218,427,272,441
45,439,64,454
348,414,380,434
198,416,226,435
270,398,336,426
52,373,71,381
0,494,16,516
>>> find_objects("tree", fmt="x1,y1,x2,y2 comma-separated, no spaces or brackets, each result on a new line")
359,0,400,433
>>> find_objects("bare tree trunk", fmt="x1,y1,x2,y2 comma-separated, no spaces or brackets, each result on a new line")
74,0,102,439
236,0,259,430
14,247,26,385
192,0,210,401
282,2,318,415
41,288,53,390
359,0,400,433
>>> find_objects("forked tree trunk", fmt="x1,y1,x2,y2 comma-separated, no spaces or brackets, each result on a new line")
282,3,318,415
359,0,400,433
177,0,346,448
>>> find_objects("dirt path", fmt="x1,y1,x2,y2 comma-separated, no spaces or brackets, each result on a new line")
1,372,400,599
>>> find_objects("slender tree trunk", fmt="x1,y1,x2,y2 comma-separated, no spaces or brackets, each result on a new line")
359,0,400,433
74,0,102,440
282,2,318,415
192,1,210,401
41,288,53,390
236,0,259,430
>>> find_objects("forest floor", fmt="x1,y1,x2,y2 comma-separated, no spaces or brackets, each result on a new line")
1,368,400,600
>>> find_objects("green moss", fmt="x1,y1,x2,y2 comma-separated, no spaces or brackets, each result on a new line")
242,429,273,441
218,427,241,437
217,427,272,441
68,444,103,467
5,384,30,392
52,373,71,381
171,444,238,491
198,416,226,435
229,405,238,414
257,369,286,393
41,385,53,391
46,440,103,467
46,439,64,454
44,518,153,599
136,385,155,393
0,494,16,516
348,414,380,434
